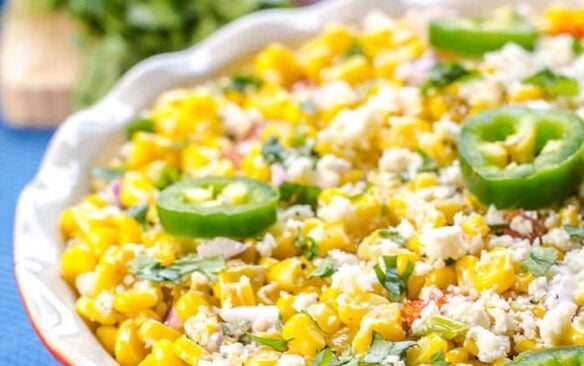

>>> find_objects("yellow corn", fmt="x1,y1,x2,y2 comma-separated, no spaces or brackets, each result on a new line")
446,347,469,363
352,304,405,354
139,319,181,344
61,244,97,283
254,44,303,86
96,326,118,355
175,292,210,321
426,266,457,290
461,214,489,238
147,339,186,366
407,333,449,365
282,313,326,358
267,258,306,292
336,292,389,330
173,336,205,365
115,319,147,366
76,296,117,325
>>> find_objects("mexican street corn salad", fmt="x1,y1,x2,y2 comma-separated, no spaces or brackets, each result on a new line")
60,5,584,366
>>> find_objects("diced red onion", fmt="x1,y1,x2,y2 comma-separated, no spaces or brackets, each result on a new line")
164,305,183,329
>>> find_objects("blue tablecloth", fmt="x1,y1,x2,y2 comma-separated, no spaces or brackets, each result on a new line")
0,121,58,365
0,0,59,362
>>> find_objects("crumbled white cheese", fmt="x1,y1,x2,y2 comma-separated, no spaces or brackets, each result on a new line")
220,306,280,333
277,355,306,366
509,215,533,237
318,105,383,153
331,264,377,292
458,78,503,107
528,277,548,302
328,249,359,266
286,156,314,183
379,148,423,175
536,35,575,68
396,219,416,240
313,81,357,110
315,154,352,188
466,326,510,363
220,103,258,139
256,233,277,258
443,296,491,329
76,272,97,297
542,228,578,251
540,301,577,346
411,300,441,334
419,226,466,260
292,293,319,312
484,205,506,226
318,196,355,223
484,44,537,83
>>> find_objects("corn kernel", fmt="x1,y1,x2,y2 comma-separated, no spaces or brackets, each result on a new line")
139,319,181,344
282,313,326,358
407,333,448,365
267,258,306,292
96,326,118,355
61,245,97,283
114,289,160,315
173,336,204,365
175,292,210,321
115,319,147,366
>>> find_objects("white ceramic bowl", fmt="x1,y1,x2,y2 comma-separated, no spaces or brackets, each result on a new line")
14,0,576,364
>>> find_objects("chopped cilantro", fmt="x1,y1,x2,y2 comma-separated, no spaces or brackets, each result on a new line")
295,231,320,260
126,118,154,139
261,136,286,165
522,246,557,277
228,75,263,92
279,182,321,211
127,203,149,226
309,258,337,279
430,350,449,366
565,224,584,239
128,254,225,283
421,62,476,95
343,42,365,58
374,255,414,302
362,332,418,363
91,166,124,181
378,229,407,246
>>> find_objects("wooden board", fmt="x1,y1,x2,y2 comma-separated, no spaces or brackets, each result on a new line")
0,0,80,126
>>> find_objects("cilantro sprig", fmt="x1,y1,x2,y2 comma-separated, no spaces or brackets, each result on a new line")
128,254,225,283
374,255,414,302
522,246,557,277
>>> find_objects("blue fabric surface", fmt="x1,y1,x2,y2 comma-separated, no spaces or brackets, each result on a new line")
0,120,59,365
1,0,59,361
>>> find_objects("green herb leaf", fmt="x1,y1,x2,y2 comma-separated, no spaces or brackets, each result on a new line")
126,118,155,139
343,42,365,59
300,100,317,114
378,229,407,246
313,348,339,366
573,37,584,56
91,166,124,181
418,149,439,172
413,315,468,340
374,256,413,302
309,258,337,279
128,254,225,283
150,164,180,189
421,62,476,95
523,68,579,97
522,246,557,277
430,350,449,366
228,75,263,92
241,329,289,352
261,136,286,165
279,182,322,211
363,332,418,363
565,224,584,238
295,232,320,261
127,203,149,226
